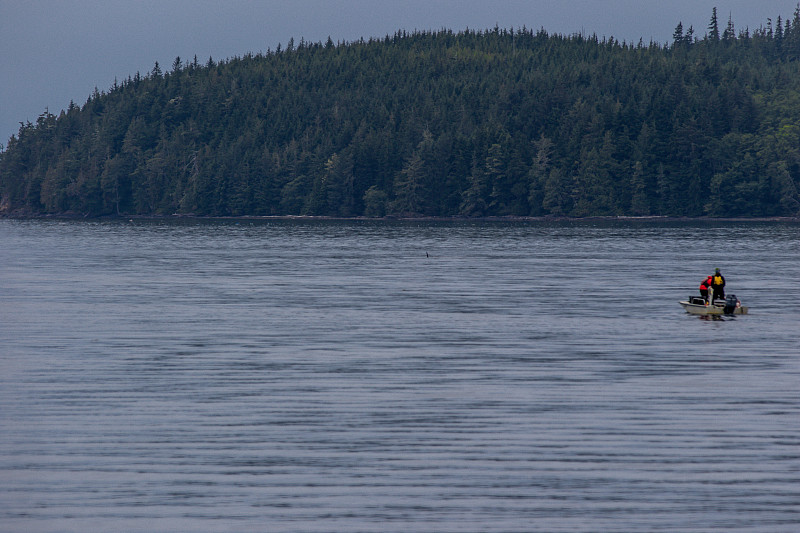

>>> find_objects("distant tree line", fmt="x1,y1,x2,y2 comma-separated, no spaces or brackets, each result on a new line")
2,7,800,217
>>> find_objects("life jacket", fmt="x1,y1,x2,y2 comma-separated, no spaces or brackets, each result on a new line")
713,274,724,286
700,277,712,290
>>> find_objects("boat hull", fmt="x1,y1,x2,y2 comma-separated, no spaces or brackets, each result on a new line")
679,301,748,315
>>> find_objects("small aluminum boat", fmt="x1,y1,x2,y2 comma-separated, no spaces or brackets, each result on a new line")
679,294,748,315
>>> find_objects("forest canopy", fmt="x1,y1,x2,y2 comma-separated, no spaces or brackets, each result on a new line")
2,7,800,218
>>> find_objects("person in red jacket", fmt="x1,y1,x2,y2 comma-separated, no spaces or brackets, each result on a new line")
699,275,713,302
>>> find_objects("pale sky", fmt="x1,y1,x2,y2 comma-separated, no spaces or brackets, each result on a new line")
1,0,798,146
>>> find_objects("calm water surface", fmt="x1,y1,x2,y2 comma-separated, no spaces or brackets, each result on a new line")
1,218,799,532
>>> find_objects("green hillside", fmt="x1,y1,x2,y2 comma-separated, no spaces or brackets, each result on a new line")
2,10,800,217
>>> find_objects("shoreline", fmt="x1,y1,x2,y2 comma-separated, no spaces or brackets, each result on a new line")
2,212,799,223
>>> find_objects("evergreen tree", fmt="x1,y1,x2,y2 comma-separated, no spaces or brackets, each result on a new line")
673,22,684,47
722,13,736,42
708,7,720,41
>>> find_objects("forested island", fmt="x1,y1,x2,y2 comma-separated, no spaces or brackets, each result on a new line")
2,8,800,218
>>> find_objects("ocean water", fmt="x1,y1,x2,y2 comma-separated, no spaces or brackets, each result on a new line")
1,218,798,532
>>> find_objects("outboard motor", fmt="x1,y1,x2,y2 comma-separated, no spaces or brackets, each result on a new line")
724,294,738,315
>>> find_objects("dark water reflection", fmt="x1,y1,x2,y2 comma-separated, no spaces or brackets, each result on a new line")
1,218,799,532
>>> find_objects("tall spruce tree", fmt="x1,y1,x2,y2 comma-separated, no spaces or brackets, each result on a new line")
708,7,720,40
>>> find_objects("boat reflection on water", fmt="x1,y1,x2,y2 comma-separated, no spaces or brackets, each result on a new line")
696,313,736,321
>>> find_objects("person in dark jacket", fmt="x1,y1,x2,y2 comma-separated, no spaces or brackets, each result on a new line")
710,268,725,301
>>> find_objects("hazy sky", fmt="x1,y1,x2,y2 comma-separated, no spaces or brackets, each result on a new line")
2,0,798,146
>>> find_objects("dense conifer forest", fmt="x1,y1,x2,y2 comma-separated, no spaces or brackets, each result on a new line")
2,8,800,218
